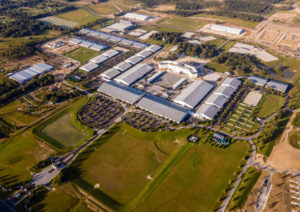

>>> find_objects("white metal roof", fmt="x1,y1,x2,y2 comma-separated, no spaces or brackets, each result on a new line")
114,63,153,86
146,45,161,53
123,12,152,21
136,94,190,123
97,81,144,104
266,80,289,92
100,68,121,80
205,94,228,108
79,41,93,48
210,24,243,35
103,49,120,58
114,62,132,72
126,55,144,65
248,75,268,86
90,44,107,51
213,85,235,98
174,80,214,109
69,37,83,44
221,78,241,89
80,62,99,72
195,104,219,120
30,63,54,74
136,49,153,58
90,55,109,64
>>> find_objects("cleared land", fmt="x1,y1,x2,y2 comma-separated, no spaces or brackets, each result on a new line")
56,9,101,25
89,3,119,15
289,131,300,149
256,94,285,119
136,141,250,212
65,124,194,209
0,131,54,187
64,47,99,64
33,96,93,150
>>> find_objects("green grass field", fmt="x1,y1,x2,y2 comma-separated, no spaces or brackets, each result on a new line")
257,94,285,119
0,131,54,187
292,112,300,128
67,124,193,208
205,62,231,72
89,3,119,15
228,167,261,210
33,96,94,150
289,131,300,149
30,183,91,212
57,9,101,25
64,47,99,64
136,141,249,212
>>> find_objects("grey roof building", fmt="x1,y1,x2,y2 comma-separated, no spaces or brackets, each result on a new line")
114,63,154,86
30,63,54,73
99,33,111,40
100,68,121,80
146,45,161,53
222,78,241,89
136,94,190,123
195,104,219,120
205,94,228,108
79,41,93,48
90,55,109,64
213,85,235,98
132,42,148,49
97,81,145,104
248,75,268,86
80,62,99,72
174,80,214,109
126,55,144,65
266,80,289,93
137,49,153,59
69,37,83,45
120,39,134,46
90,44,107,51
103,49,120,58
109,35,122,43
114,61,132,72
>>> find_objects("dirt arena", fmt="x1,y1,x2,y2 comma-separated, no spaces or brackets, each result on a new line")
266,111,300,171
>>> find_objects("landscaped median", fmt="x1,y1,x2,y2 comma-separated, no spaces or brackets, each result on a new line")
57,123,250,211
32,95,94,151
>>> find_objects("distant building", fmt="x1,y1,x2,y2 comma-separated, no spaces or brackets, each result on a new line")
248,75,268,87
222,77,241,89
212,133,227,144
46,40,65,49
80,62,99,72
158,61,203,79
210,24,244,35
9,63,54,84
105,20,135,32
195,104,219,120
266,80,289,93
123,12,152,21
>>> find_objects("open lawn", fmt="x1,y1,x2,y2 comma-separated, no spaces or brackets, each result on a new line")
30,183,91,212
205,62,231,72
0,131,54,187
64,123,194,209
64,47,99,64
228,167,261,210
257,94,285,119
90,3,119,15
192,13,259,28
289,131,300,149
33,96,94,150
136,140,250,212
292,112,300,128
57,9,101,25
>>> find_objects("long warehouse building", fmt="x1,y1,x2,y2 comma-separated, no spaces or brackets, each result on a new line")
136,94,190,123
97,81,145,104
114,63,154,86
174,80,214,109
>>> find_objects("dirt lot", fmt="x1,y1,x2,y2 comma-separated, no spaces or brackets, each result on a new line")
267,111,300,171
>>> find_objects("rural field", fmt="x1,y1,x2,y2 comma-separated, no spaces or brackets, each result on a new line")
33,96,94,150
64,47,99,64
256,94,285,119
56,9,101,25
65,123,194,209
89,3,119,15
63,123,250,211
0,131,54,187
136,141,250,212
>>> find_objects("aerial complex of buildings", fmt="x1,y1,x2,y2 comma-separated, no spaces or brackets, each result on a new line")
249,75,289,93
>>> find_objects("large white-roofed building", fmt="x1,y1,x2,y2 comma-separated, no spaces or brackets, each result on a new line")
89,55,109,64
266,80,289,93
97,81,145,104
210,24,244,35
114,63,154,86
195,104,219,120
222,78,241,89
248,75,268,87
136,49,153,59
114,62,132,72
173,80,214,109
123,12,152,21
69,37,84,45
158,61,203,79
205,94,228,108
136,94,190,123
213,85,235,98
80,62,99,72
90,43,107,52
100,68,121,80
9,63,54,84
126,55,144,65
103,49,120,58
105,20,135,32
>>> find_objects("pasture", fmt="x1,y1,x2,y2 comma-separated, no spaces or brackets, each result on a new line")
90,4,119,15
0,131,54,187
289,132,300,149
64,47,99,64
64,124,194,208
136,141,250,212
57,9,100,25
256,94,285,119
